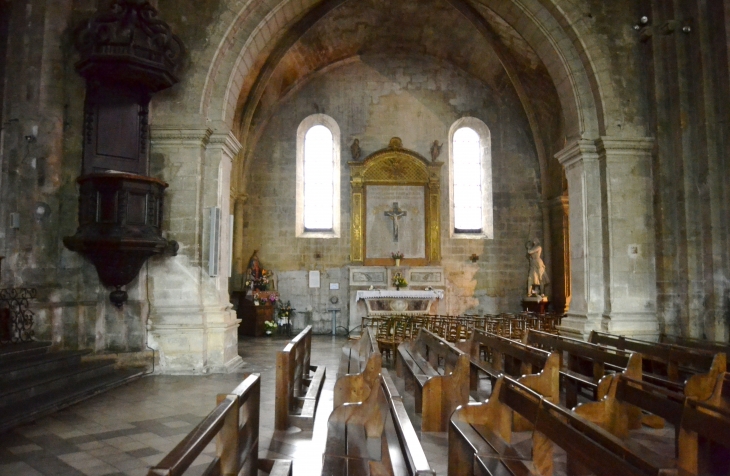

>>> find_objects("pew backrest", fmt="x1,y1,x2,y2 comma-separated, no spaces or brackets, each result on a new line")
589,331,721,375
275,325,315,430
661,333,730,355
148,374,287,476
451,375,673,476
471,328,550,369
526,329,634,369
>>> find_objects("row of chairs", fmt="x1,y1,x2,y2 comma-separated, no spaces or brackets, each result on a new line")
362,312,563,358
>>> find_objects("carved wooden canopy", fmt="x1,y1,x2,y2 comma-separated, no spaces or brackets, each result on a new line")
349,137,443,265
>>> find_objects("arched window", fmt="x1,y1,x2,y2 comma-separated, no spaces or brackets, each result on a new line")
296,114,340,238
449,118,493,238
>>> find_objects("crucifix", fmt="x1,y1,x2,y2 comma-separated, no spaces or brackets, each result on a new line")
384,202,407,242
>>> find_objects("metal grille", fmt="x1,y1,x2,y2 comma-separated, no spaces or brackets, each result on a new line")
0,288,37,344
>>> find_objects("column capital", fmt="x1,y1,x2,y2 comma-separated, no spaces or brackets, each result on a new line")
208,131,243,160
150,127,213,148
555,139,599,169
596,137,654,157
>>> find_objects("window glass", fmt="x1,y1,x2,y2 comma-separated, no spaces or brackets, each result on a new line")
453,127,483,232
303,125,334,230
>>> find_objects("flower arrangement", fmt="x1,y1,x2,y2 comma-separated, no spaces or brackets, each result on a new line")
278,301,294,320
391,251,404,260
246,269,273,291
264,320,278,334
268,293,278,305
392,272,408,289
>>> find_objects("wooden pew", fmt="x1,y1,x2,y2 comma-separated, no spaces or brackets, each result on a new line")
660,333,730,356
524,329,641,408
449,375,674,476
275,325,326,431
589,331,726,401
322,369,435,475
677,374,730,476
334,329,382,408
148,373,292,476
574,371,730,475
396,328,470,431
460,329,560,407
590,330,724,374
339,326,379,378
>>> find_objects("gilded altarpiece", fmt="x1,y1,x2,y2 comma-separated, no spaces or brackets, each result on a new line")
350,138,443,266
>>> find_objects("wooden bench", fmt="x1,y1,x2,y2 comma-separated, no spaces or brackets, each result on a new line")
339,326,380,378
396,328,470,431
589,331,726,389
335,328,382,408
524,329,642,408
322,369,435,475
677,374,730,476
275,325,326,431
449,375,675,476
148,373,292,476
460,329,560,407
660,333,730,355
575,370,730,475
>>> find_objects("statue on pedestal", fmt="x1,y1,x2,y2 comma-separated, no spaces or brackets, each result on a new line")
526,238,549,296
245,250,276,291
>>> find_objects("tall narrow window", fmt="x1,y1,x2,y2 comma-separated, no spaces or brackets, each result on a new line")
453,127,482,232
449,118,492,238
303,125,334,230
296,114,341,238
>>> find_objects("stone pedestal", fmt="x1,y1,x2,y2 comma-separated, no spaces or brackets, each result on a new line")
557,138,658,340
146,127,243,373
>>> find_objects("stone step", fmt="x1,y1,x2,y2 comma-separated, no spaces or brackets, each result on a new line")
0,367,146,434
0,341,52,363
0,360,116,407
0,350,92,383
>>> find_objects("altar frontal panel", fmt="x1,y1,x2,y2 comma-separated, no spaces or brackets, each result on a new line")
365,185,425,259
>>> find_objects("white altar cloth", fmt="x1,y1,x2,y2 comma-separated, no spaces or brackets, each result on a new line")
356,289,444,301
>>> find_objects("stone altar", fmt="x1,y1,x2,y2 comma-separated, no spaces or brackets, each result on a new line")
348,265,445,328
356,289,444,316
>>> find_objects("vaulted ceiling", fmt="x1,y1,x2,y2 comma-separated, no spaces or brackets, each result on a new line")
233,0,566,197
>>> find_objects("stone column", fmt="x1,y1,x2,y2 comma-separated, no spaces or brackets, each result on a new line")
597,138,658,339
548,195,570,315
230,193,248,291
146,127,243,373
556,140,605,338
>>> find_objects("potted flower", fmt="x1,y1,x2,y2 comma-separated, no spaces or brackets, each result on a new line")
392,272,408,291
253,291,260,306
264,320,277,335
391,251,404,267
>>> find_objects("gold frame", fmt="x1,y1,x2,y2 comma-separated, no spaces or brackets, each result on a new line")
350,138,443,266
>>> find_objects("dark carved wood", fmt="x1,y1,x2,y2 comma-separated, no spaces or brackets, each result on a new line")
74,0,184,93
64,1,184,306
64,174,178,307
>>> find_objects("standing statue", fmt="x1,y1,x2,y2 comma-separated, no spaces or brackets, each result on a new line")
247,250,261,280
350,138,361,161
430,140,442,162
526,239,550,296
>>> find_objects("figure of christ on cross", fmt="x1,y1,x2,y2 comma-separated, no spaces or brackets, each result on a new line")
384,202,407,242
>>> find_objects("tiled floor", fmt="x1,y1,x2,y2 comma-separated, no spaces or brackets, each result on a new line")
0,335,449,476
0,336,677,476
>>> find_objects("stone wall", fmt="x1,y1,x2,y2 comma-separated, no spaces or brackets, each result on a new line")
242,55,544,331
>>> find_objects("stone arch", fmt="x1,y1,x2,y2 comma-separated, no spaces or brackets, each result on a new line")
164,0,619,143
